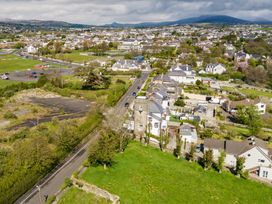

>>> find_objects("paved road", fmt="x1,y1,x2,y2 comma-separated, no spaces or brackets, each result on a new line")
15,71,150,204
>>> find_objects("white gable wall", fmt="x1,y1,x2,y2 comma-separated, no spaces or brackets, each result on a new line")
240,147,272,170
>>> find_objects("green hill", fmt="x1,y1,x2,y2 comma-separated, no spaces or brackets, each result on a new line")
81,142,272,204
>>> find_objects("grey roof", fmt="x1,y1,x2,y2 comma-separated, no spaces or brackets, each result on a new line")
180,123,197,139
167,71,186,77
204,136,268,156
148,100,164,114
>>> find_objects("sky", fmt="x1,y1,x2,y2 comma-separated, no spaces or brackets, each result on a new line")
0,0,272,25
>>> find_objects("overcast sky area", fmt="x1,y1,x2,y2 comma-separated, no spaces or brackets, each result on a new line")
0,0,272,25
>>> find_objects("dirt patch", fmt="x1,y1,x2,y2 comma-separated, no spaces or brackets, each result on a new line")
0,120,10,129
30,97,91,114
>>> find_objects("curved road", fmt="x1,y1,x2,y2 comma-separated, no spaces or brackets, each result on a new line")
15,71,149,204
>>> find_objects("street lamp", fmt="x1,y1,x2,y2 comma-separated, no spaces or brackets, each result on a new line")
36,185,43,204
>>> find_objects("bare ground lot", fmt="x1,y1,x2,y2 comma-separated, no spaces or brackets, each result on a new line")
6,90,92,130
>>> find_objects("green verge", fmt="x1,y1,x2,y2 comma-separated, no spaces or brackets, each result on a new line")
58,187,110,204
82,142,272,204
0,54,42,73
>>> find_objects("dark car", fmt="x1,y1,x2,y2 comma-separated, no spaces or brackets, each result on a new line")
124,102,129,108
137,86,141,90
132,92,137,96
32,71,37,75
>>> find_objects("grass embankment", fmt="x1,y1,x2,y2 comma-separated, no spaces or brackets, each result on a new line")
0,54,41,73
58,187,110,204
81,142,272,204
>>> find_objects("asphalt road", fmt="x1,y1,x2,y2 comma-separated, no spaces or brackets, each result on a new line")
15,71,150,204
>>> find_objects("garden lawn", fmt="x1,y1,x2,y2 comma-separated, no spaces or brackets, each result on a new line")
0,80,20,88
57,187,110,204
239,88,272,99
0,54,41,73
53,50,123,63
82,142,272,204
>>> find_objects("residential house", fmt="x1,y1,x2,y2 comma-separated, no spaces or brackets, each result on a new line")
134,98,167,137
167,64,201,84
204,137,272,181
112,59,150,71
180,123,198,144
222,99,266,115
205,63,226,75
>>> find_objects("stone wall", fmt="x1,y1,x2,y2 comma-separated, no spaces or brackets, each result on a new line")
71,176,120,204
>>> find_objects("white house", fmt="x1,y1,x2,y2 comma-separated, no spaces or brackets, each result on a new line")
112,60,150,72
204,137,272,181
27,45,38,54
205,63,226,75
180,123,198,144
222,99,266,115
167,64,201,84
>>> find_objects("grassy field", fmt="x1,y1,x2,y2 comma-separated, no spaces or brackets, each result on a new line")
53,51,123,63
81,142,272,204
58,187,110,204
222,86,272,98
0,80,20,88
0,54,42,73
239,88,272,98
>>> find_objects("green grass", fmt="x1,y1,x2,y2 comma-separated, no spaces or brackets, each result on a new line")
239,88,272,98
0,54,42,73
58,187,110,204
53,50,123,63
0,80,20,88
222,124,272,141
82,142,272,204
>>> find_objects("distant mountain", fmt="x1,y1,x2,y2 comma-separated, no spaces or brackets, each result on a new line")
105,15,272,28
0,19,90,28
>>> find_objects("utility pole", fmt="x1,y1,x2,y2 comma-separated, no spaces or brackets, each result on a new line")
36,185,43,204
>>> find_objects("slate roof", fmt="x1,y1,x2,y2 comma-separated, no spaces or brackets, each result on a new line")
204,136,268,156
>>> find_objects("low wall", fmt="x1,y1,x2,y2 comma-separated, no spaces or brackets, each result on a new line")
71,176,120,204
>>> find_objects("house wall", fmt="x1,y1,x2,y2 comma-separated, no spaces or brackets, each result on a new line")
134,99,148,137
149,116,161,137
259,166,272,181
225,154,236,167
240,147,272,170
169,76,200,85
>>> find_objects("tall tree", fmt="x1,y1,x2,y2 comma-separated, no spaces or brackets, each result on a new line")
174,130,182,159
88,130,116,169
188,143,196,162
236,105,262,135
203,149,213,170
236,156,246,177
217,150,226,173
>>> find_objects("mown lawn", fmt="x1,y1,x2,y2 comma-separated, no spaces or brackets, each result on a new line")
82,142,272,204
239,88,272,99
0,54,41,73
57,187,110,204
53,50,123,63
0,80,20,88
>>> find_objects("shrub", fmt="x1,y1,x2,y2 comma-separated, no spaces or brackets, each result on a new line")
4,111,17,119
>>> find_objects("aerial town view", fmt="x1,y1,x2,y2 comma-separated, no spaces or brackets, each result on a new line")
1,0,272,204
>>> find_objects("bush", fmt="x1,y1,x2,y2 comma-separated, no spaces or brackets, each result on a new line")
4,111,17,119
46,195,56,204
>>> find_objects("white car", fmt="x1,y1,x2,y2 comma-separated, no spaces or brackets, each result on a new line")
1,74,9,80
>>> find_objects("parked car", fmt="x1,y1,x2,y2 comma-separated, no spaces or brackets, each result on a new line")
125,102,129,108
132,92,137,96
1,74,9,80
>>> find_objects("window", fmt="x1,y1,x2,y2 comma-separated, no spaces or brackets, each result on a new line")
154,123,159,128
258,159,265,163
247,154,251,157
262,171,268,178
